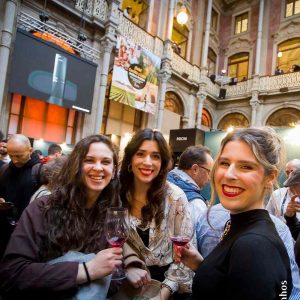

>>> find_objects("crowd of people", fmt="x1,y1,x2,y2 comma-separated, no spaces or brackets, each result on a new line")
0,127,299,300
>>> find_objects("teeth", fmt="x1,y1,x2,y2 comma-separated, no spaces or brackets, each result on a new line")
224,186,242,194
90,176,103,180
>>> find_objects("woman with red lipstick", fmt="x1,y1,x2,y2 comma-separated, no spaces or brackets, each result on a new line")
179,127,292,300
0,135,123,299
119,128,190,299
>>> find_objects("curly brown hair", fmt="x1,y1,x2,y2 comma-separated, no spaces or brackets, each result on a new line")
119,129,171,227
41,135,119,259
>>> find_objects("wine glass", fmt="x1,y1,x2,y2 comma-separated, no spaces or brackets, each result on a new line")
165,200,194,282
104,207,129,280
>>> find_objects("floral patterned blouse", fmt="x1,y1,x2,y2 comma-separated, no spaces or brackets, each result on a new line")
127,181,193,293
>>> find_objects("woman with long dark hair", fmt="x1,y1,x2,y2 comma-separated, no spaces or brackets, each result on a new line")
0,135,122,299
119,128,189,299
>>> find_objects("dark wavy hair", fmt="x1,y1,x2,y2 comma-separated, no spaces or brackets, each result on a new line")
119,128,171,227
41,135,119,259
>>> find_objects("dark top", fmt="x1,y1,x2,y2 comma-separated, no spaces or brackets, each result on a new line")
285,214,300,267
0,155,40,258
0,196,111,300
192,209,292,300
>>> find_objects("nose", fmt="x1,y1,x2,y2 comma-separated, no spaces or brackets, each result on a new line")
93,161,103,170
224,164,238,180
143,154,152,165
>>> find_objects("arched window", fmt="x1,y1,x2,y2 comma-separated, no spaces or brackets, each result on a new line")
277,38,300,73
201,108,212,128
266,108,300,127
228,52,249,82
165,92,184,128
218,113,249,130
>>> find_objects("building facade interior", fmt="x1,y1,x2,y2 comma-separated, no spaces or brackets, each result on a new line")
0,0,300,151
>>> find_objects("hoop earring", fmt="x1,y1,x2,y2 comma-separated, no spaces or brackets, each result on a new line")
128,164,132,173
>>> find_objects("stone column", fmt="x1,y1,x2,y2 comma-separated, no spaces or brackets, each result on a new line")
93,38,114,134
250,93,260,126
186,22,193,61
156,61,171,129
92,0,120,134
196,87,206,128
166,0,176,42
250,76,260,126
254,0,264,75
0,0,17,117
155,0,175,130
187,93,196,128
200,0,212,70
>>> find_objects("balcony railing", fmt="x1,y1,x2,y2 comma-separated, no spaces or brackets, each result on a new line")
118,13,164,57
226,80,253,98
259,72,300,92
75,0,108,22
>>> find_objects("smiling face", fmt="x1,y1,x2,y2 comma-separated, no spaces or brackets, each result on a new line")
82,142,115,207
131,140,162,188
214,140,272,214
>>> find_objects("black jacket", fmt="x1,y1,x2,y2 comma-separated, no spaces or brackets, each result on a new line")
0,154,40,258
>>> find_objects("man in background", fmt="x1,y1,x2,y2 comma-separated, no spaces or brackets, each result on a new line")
0,134,40,258
267,159,300,221
167,145,214,220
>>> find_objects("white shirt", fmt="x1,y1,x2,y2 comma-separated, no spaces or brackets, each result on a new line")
266,187,300,221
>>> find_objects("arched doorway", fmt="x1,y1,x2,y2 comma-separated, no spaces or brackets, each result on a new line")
218,113,249,130
165,91,184,128
266,108,300,127
201,108,213,128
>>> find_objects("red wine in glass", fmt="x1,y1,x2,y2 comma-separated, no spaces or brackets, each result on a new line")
165,201,194,283
170,236,190,247
104,207,129,280
108,237,127,248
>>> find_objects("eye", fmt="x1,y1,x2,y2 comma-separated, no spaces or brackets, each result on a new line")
152,153,161,160
84,158,94,163
136,151,144,157
102,160,112,165
241,165,253,170
219,160,229,167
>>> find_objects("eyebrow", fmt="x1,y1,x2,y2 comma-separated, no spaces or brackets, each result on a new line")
137,149,160,154
218,157,258,165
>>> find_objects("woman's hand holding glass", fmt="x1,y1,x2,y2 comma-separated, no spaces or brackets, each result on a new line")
165,200,195,282
104,207,129,280
85,248,123,280
174,243,203,272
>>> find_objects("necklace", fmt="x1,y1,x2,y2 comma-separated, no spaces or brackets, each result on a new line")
220,219,231,241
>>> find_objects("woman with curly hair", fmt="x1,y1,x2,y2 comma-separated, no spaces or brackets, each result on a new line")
0,135,122,299
119,128,189,299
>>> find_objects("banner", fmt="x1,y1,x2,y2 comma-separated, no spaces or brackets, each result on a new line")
110,35,161,114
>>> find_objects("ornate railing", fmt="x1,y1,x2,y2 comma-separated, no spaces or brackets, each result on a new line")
226,80,253,98
259,72,300,92
75,0,108,22
205,78,220,98
17,12,100,62
171,53,201,84
118,13,163,57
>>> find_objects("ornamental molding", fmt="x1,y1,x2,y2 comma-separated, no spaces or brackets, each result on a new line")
273,20,300,44
225,36,253,57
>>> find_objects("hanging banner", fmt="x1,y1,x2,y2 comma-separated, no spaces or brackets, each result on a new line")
109,35,161,114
